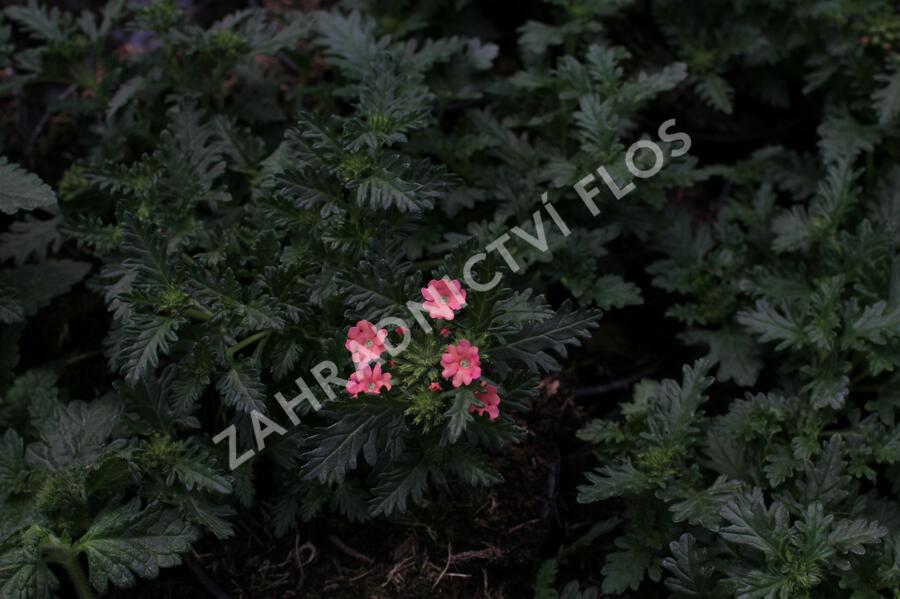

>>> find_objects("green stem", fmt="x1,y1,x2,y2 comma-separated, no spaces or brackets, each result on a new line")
227,329,274,360
184,307,213,322
42,540,93,599
252,335,271,360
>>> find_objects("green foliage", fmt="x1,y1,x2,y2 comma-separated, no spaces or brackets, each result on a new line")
0,158,57,215
3,0,900,596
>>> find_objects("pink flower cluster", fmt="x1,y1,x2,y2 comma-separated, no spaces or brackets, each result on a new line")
344,320,392,397
434,340,500,420
426,280,500,420
341,279,500,420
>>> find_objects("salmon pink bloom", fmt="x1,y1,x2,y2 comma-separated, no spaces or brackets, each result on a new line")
421,279,466,320
429,382,442,392
440,327,451,338
440,339,482,387
346,363,392,397
345,320,387,363
470,384,501,420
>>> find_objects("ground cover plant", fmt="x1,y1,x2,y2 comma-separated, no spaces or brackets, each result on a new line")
1,0,900,597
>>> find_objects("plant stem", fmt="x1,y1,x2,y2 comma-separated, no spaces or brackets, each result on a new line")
184,307,213,322
253,335,271,360
42,540,93,599
226,329,274,360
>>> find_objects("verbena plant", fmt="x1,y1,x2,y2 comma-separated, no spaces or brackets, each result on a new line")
2,0,900,597
0,1,603,595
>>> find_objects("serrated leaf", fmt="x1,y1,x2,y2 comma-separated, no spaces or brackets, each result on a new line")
771,206,811,252
493,301,601,372
670,476,742,531
443,444,503,486
694,74,733,114
733,569,788,599
4,1,66,42
763,445,801,487
0,430,26,498
74,499,198,593
121,314,184,385
817,107,879,164
301,401,405,482
737,300,806,351
682,328,762,386
0,260,90,316
719,489,789,556
0,547,58,599
171,448,232,494
577,459,652,503
443,388,476,444
368,457,433,516
874,68,900,126
25,397,122,470
578,274,643,311
663,534,718,597
217,361,267,414
0,288,24,324
0,215,62,265
828,518,887,555
313,10,384,80
576,419,625,444
601,537,658,594
177,493,235,540
847,301,900,345
791,437,850,508
534,559,559,599
0,158,57,214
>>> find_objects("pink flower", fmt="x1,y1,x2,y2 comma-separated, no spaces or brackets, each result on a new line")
421,279,466,320
429,382,442,392
440,339,482,387
345,320,387,364
346,363,392,397
440,327,451,338
470,384,501,420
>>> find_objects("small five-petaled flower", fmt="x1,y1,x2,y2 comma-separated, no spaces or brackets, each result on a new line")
346,363,393,396
344,320,387,364
441,339,482,387
421,278,466,320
